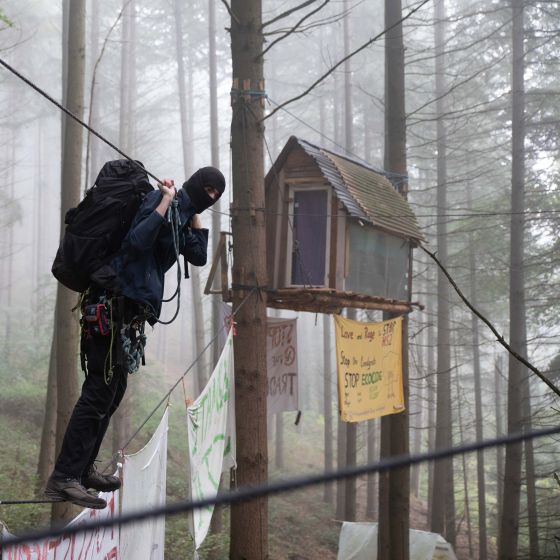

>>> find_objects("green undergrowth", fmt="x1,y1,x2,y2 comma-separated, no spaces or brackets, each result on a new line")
0,346,340,558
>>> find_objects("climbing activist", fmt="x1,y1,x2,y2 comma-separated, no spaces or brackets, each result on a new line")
46,166,226,509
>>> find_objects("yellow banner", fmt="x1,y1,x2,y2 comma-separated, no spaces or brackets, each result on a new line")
334,315,404,422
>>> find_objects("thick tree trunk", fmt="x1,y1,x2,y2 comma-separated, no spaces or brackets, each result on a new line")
498,1,526,558
430,0,455,546
378,0,410,558
52,0,86,524
229,1,268,557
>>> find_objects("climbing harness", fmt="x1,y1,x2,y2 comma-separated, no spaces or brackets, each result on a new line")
79,292,148,384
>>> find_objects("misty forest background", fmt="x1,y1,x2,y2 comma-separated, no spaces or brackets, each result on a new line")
1,0,560,559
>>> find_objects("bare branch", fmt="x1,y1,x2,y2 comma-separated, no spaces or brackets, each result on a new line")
421,245,560,399
260,0,330,59
262,0,317,29
220,0,240,24
263,0,432,122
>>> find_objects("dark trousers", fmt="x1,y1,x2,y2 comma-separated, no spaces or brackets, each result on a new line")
54,332,127,480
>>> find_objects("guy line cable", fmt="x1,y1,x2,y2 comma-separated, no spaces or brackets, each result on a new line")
0,57,163,185
3,423,560,547
100,286,259,472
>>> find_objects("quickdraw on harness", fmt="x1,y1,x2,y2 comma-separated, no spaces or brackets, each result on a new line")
79,292,147,384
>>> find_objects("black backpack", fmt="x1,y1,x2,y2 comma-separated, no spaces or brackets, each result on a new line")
52,159,154,293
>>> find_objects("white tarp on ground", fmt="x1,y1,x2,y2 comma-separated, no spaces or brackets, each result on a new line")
120,408,169,560
187,330,236,550
337,522,458,560
1,490,119,560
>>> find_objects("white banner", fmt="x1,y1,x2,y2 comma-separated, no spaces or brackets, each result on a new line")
120,408,169,560
2,491,119,560
267,317,298,415
187,330,236,550
219,304,299,415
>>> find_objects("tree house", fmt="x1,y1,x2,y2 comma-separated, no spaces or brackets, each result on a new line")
205,136,424,314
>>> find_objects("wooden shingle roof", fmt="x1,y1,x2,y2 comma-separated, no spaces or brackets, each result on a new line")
267,136,424,244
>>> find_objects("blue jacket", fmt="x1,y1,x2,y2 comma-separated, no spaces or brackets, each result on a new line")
111,189,208,323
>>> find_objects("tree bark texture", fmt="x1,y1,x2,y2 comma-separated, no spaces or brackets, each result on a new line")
229,1,268,557
498,1,526,557
378,0,410,558
430,0,456,546
52,0,86,524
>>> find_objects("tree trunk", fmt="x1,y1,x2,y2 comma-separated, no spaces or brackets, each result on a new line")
495,356,505,523
229,1,268,557
366,419,377,518
37,329,58,491
378,0,410,558
521,329,539,560
430,0,455,546
426,292,436,520
112,0,136,456
52,0,86,524
207,1,224,547
454,367,473,557
468,187,488,560
343,0,352,154
336,417,347,520
209,0,223,370
498,1,526,557
323,314,334,504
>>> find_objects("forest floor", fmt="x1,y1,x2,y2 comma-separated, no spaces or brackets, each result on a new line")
0,356,486,559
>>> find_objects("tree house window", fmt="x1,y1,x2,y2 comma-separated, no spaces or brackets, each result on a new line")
346,222,409,300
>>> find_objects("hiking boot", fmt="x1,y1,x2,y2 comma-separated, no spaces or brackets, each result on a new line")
45,476,107,509
82,465,121,492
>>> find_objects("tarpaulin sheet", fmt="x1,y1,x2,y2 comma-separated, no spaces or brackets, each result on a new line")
337,522,457,560
120,408,169,560
187,330,236,550
2,490,119,560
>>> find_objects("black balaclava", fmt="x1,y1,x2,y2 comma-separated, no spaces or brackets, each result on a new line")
182,167,226,213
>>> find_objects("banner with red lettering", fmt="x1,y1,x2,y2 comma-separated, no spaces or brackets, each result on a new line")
2,490,119,560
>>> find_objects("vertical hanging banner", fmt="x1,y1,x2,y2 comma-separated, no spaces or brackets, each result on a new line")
334,315,404,422
219,303,298,414
267,317,298,415
120,408,169,560
2,491,119,560
187,330,236,550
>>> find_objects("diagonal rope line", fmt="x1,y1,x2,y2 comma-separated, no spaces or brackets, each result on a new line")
421,245,560,399
0,57,163,185
3,423,560,546
101,287,258,471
